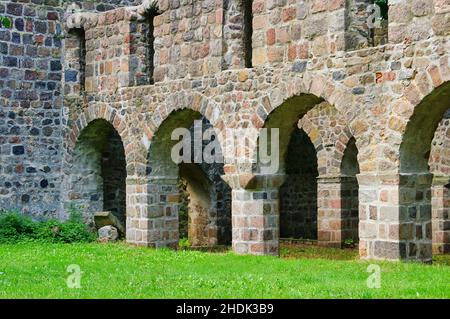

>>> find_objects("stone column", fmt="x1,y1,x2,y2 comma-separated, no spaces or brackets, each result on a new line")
432,176,450,255
126,176,179,248
223,174,285,256
358,173,432,261
317,175,359,248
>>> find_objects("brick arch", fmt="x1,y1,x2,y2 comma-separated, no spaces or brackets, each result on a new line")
299,101,357,177
138,92,232,249
65,105,132,163
375,59,450,173
394,72,450,258
261,74,356,126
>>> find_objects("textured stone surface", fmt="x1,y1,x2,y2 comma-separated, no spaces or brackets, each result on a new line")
94,211,126,235
1,0,450,261
98,225,119,242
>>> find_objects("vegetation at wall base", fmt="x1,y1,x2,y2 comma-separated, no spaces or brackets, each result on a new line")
0,210,97,244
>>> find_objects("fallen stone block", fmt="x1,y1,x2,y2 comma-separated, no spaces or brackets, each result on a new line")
94,211,125,235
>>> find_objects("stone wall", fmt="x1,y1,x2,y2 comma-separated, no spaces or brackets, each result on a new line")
0,0,141,219
58,0,450,261
2,0,450,261
152,0,223,81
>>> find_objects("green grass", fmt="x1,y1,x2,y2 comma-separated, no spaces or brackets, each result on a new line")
280,243,359,260
0,242,449,299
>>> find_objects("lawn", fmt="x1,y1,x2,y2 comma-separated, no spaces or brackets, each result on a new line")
0,242,449,299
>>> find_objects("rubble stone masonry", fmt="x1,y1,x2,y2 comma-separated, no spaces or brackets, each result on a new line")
1,0,450,261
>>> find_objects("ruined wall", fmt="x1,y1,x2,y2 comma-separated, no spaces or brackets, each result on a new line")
252,0,347,65
152,0,223,81
66,119,126,226
0,1,64,218
0,1,143,217
63,0,141,12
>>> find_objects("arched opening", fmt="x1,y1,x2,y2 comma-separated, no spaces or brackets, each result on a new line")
429,110,450,255
147,109,231,248
255,94,361,251
258,94,323,245
340,137,360,244
280,127,318,240
223,0,253,69
400,81,450,260
67,119,127,231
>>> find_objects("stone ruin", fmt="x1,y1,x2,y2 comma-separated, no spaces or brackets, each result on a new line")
1,0,450,262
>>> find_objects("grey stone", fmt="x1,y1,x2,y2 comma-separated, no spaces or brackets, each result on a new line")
98,226,119,242
94,211,125,235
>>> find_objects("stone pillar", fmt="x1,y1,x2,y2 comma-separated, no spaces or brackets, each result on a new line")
126,176,179,248
223,174,285,256
317,176,359,248
358,173,432,261
432,176,450,255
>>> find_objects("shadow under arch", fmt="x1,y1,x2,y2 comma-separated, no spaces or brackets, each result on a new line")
400,81,450,173
146,108,231,248
65,118,127,232
399,81,450,258
256,94,323,243
253,93,363,248
339,137,360,244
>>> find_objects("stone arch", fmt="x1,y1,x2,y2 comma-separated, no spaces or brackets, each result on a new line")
430,113,450,255
353,65,450,261
400,81,450,173
218,77,361,255
254,93,323,175
248,83,361,247
300,103,361,246
145,92,226,151
64,105,133,172
299,101,356,177
142,99,231,248
399,80,450,258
